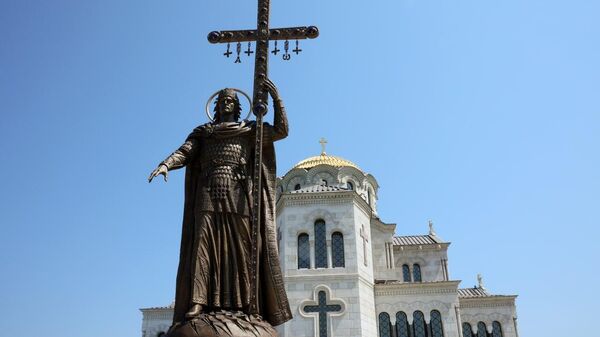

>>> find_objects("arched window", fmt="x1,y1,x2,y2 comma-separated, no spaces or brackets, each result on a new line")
378,312,392,337
331,232,345,267
413,263,422,282
395,311,409,337
347,181,354,190
294,183,301,191
402,264,411,282
297,234,310,269
463,323,474,337
413,311,427,337
314,220,328,268
430,310,444,337
477,322,487,337
367,189,372,205
492,321,503,337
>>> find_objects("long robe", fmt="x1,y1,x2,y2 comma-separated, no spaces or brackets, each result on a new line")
167,121,292,327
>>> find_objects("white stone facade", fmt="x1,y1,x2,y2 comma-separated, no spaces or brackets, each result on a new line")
140,153,519,337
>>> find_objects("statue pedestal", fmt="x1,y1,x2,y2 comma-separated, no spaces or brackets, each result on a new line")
167,311,278,337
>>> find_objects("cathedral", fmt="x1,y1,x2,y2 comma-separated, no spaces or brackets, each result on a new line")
141,147,519,337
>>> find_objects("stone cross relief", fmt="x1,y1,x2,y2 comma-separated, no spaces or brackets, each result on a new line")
360,224,369,266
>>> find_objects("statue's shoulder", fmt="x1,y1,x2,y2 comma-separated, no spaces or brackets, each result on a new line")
188,123,214,138
243,120,272,128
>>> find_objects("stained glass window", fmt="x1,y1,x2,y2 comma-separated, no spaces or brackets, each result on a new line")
413,311,426,337
378,312,392,337
413,263,422,282
303,291,342,337
297,233,310,269
402,264,411,282
430,310,444,337
492,321,503,337
477,322,487,337
331,232,345,268
463,323,473,337
315,220,328,268
395,311,409,337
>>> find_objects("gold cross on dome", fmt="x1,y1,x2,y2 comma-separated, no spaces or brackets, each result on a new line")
319,137,327,155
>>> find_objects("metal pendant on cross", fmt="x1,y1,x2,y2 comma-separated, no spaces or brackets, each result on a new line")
206,0,319,314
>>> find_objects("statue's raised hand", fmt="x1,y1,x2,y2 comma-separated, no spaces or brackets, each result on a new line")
263,78,280,101
148,164,168,183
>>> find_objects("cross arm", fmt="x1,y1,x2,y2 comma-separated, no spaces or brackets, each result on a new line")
208,26,319,44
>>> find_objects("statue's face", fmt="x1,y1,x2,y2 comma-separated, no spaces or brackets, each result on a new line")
218,95,236,117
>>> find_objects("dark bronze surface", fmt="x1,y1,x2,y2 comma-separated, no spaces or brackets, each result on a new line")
149,1,318,335
204,0,319,320
149,81,291,336
207,26,319,43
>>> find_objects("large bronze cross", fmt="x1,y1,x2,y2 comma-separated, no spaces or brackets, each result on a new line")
207,0,318,314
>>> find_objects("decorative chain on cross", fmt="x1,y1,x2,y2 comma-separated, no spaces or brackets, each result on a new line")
234,42,242,63
283,40,290,60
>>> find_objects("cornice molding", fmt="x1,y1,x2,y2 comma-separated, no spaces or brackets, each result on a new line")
276,190,374,218
284,272,374,288
394,243,451,252
375,281,461,296
459,296,517,308
371,218,396,233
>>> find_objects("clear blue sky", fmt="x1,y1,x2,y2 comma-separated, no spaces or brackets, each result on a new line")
1,0,598,336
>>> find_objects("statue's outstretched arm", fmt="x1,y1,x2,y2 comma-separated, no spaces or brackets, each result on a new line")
148,138,197,183
263,79,289,141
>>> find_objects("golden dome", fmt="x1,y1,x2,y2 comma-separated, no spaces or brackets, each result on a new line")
293,153,360,170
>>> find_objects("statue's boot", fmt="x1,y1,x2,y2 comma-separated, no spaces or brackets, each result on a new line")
185,304,202,318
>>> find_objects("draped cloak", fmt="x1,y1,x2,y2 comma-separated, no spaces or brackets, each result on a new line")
170,121,292,327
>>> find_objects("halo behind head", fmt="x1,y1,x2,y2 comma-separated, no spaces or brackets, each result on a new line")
205,88,252,122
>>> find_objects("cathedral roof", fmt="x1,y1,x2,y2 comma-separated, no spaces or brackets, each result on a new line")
140,301,175,311
291,138,362,171
292,153,361,171
393,234,443,246
291,185,347,193
458,287,491,298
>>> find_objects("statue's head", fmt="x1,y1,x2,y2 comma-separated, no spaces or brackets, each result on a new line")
213,88,242,123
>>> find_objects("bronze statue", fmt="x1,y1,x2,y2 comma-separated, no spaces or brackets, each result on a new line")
149,79,291,337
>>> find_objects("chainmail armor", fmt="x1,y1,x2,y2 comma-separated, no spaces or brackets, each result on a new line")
200,136,249,201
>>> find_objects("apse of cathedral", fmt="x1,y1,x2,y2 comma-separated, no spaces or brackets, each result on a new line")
141,148,519,337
